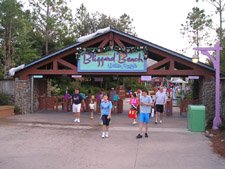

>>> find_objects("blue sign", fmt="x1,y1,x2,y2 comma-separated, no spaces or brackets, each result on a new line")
78,50,147,72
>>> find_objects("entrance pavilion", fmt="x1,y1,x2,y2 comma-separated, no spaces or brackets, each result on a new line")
14,27,215,115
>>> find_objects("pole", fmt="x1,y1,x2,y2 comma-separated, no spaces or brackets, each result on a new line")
213,43,221,129
193,42,222,129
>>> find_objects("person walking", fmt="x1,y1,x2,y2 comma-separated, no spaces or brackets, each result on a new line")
136,90,153,139
100,94,112,138
89,95,96,119
155,86,167,124
129,93,139,125
71,88,85,123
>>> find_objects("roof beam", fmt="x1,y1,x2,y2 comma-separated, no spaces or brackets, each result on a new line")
57,59,76,70
114,37,125,48
148,58,170,70
98,39,109,48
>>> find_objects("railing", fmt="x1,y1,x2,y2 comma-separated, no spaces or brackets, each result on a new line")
39,96,71,111
39,96,123,113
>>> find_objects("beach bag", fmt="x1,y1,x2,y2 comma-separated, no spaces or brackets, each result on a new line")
128,109,137,119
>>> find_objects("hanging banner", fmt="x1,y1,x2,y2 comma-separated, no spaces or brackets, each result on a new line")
78,50,147,72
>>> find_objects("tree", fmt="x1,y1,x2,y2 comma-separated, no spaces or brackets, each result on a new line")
74,4,136,38
74,3,92,37
0,0,37,79
29,0,76,55
196,0,225,41
180,7,212,53
196,0,225,73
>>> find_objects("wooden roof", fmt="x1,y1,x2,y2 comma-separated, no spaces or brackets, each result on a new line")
15,27,215,80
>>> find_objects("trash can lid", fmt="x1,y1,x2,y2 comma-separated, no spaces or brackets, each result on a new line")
188,105,205,111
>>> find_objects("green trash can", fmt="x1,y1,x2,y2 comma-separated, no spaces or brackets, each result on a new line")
187,105,205,132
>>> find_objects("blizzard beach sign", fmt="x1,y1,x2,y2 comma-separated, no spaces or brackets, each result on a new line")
78,50,147,72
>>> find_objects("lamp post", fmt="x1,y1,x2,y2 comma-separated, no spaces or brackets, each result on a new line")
193,42,222,129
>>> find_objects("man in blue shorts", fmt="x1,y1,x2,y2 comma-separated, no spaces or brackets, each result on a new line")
136,90,153,139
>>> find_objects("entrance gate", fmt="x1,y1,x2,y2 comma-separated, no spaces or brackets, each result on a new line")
14,28,215,115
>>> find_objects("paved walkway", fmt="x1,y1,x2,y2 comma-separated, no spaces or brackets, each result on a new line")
0,107,225,169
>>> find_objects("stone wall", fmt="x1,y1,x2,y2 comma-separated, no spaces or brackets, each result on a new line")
15,78,50,114
15,78,31,114
199,78,225,122
200,79,215,121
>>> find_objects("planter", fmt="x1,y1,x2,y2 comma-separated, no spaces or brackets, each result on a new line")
0,106,15,118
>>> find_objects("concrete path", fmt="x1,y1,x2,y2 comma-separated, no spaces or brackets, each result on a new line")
0,110,225,169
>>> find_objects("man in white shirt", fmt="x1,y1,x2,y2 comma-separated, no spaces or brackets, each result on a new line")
155,87,167,124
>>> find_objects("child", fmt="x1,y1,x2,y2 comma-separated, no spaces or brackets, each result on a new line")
100,94,112,138
129,93,139,125
89,95,96,119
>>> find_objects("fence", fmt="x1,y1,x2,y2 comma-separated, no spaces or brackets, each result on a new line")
0,80,15,95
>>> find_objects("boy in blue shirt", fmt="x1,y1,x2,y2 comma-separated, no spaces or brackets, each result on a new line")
136,90,153,138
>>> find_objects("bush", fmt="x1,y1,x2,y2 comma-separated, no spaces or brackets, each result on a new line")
0,92,10,105
206,114,214,129
14,105,21,115
219,122,225,131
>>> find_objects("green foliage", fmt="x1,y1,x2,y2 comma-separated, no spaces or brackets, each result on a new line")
29,0,76,55
184,90,193,100
51,84,61,96
14,104,21,115
0,92,10,105
123,77,149,92
206,114,214,129
181,7,212,47
220,37,225,74
74,3,136,37
219,121,225,131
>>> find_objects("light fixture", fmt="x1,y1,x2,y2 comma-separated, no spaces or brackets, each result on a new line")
192,51,199,63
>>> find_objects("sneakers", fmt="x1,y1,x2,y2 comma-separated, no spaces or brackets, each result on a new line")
101,132,105,138
145,133,148,138
132,121,137,125
155,121,158,124
136,133,148,139
159,120,162,124
74,118,80,123
105,132,109,138
136,134,142,139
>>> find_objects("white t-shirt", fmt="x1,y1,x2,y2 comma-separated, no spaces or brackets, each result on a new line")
155,91,167,105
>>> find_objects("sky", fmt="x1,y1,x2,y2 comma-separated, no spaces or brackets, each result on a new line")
21,0,218,62
68,0,208,59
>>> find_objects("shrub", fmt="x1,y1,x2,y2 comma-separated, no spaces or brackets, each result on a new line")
0,92,10,105
206,114,214,129
219,122,225,131
14,105,21,115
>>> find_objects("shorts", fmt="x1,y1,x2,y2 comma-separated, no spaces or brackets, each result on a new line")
156,104,164,113
101,115,111,126
72,103,81,113
139,113,150,124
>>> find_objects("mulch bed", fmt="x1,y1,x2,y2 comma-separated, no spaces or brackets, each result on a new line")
210,130,225,158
